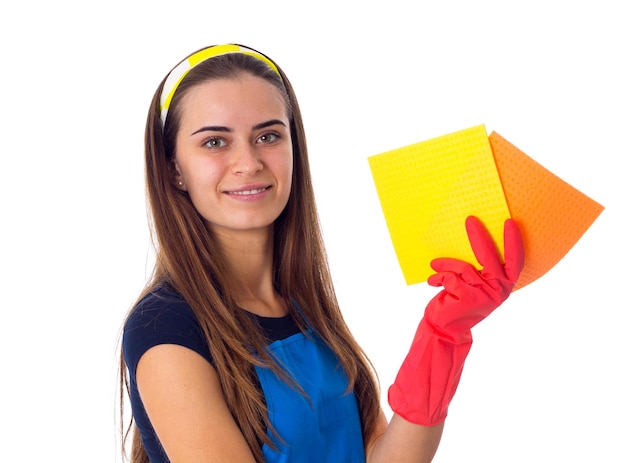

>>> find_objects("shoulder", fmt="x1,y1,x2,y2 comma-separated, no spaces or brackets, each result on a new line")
124,284,199,340
123,284,212,376
125,284,193,328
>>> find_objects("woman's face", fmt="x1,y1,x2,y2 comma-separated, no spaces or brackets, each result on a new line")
173,74,293,237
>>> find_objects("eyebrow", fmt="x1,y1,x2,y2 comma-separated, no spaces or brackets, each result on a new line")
190,119,287,136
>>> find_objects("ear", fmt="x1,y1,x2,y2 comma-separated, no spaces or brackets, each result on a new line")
170,159,187,191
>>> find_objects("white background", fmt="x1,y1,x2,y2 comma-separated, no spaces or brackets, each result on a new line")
1,1,624,461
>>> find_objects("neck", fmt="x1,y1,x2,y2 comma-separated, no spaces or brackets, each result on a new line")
212,226,287,318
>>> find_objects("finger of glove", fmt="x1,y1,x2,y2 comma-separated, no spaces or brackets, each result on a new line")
429,258,485,288
503,218,525,282
465,216,506,279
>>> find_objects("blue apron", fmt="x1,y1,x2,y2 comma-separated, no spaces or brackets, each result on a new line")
254,330,366,462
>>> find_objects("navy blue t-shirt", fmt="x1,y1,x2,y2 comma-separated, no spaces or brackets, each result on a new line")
122,284,300,462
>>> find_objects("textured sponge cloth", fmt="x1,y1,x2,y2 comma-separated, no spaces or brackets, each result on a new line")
489,131,604,290
368,125,604,290
368,125,511,285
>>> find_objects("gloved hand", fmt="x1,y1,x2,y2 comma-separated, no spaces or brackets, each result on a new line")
388,216,524,426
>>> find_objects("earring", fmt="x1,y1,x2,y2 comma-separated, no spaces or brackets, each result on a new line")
177,181,183,186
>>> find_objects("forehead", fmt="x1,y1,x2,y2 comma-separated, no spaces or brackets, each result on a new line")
178,74,289,125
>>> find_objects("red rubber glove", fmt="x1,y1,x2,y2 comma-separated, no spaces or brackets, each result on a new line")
388,216,524,425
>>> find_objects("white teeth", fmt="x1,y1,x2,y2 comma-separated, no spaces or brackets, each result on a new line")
231,187,267,195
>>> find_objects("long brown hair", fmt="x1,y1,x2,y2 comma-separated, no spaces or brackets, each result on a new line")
119,45,381,462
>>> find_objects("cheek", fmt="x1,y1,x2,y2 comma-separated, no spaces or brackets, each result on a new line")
182,163,223,201
280,157,294,194
285,155,294,178
182,158,221,184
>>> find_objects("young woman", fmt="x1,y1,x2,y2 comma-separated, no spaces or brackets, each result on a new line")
119,44,524,463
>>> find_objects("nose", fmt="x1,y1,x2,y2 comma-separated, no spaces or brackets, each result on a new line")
232,144,263,175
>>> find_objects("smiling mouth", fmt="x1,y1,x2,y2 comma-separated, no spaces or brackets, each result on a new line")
228,187,269,196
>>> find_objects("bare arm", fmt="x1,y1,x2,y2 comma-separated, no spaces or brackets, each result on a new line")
366,411,444,463
136,344,256,462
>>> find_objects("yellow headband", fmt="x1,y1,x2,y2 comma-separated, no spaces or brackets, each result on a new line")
159,44,282,127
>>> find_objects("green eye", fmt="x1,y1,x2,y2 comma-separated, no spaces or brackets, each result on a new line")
258,133,279,144
205,137,226,149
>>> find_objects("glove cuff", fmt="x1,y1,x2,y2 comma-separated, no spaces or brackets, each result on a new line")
388,319,472,425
